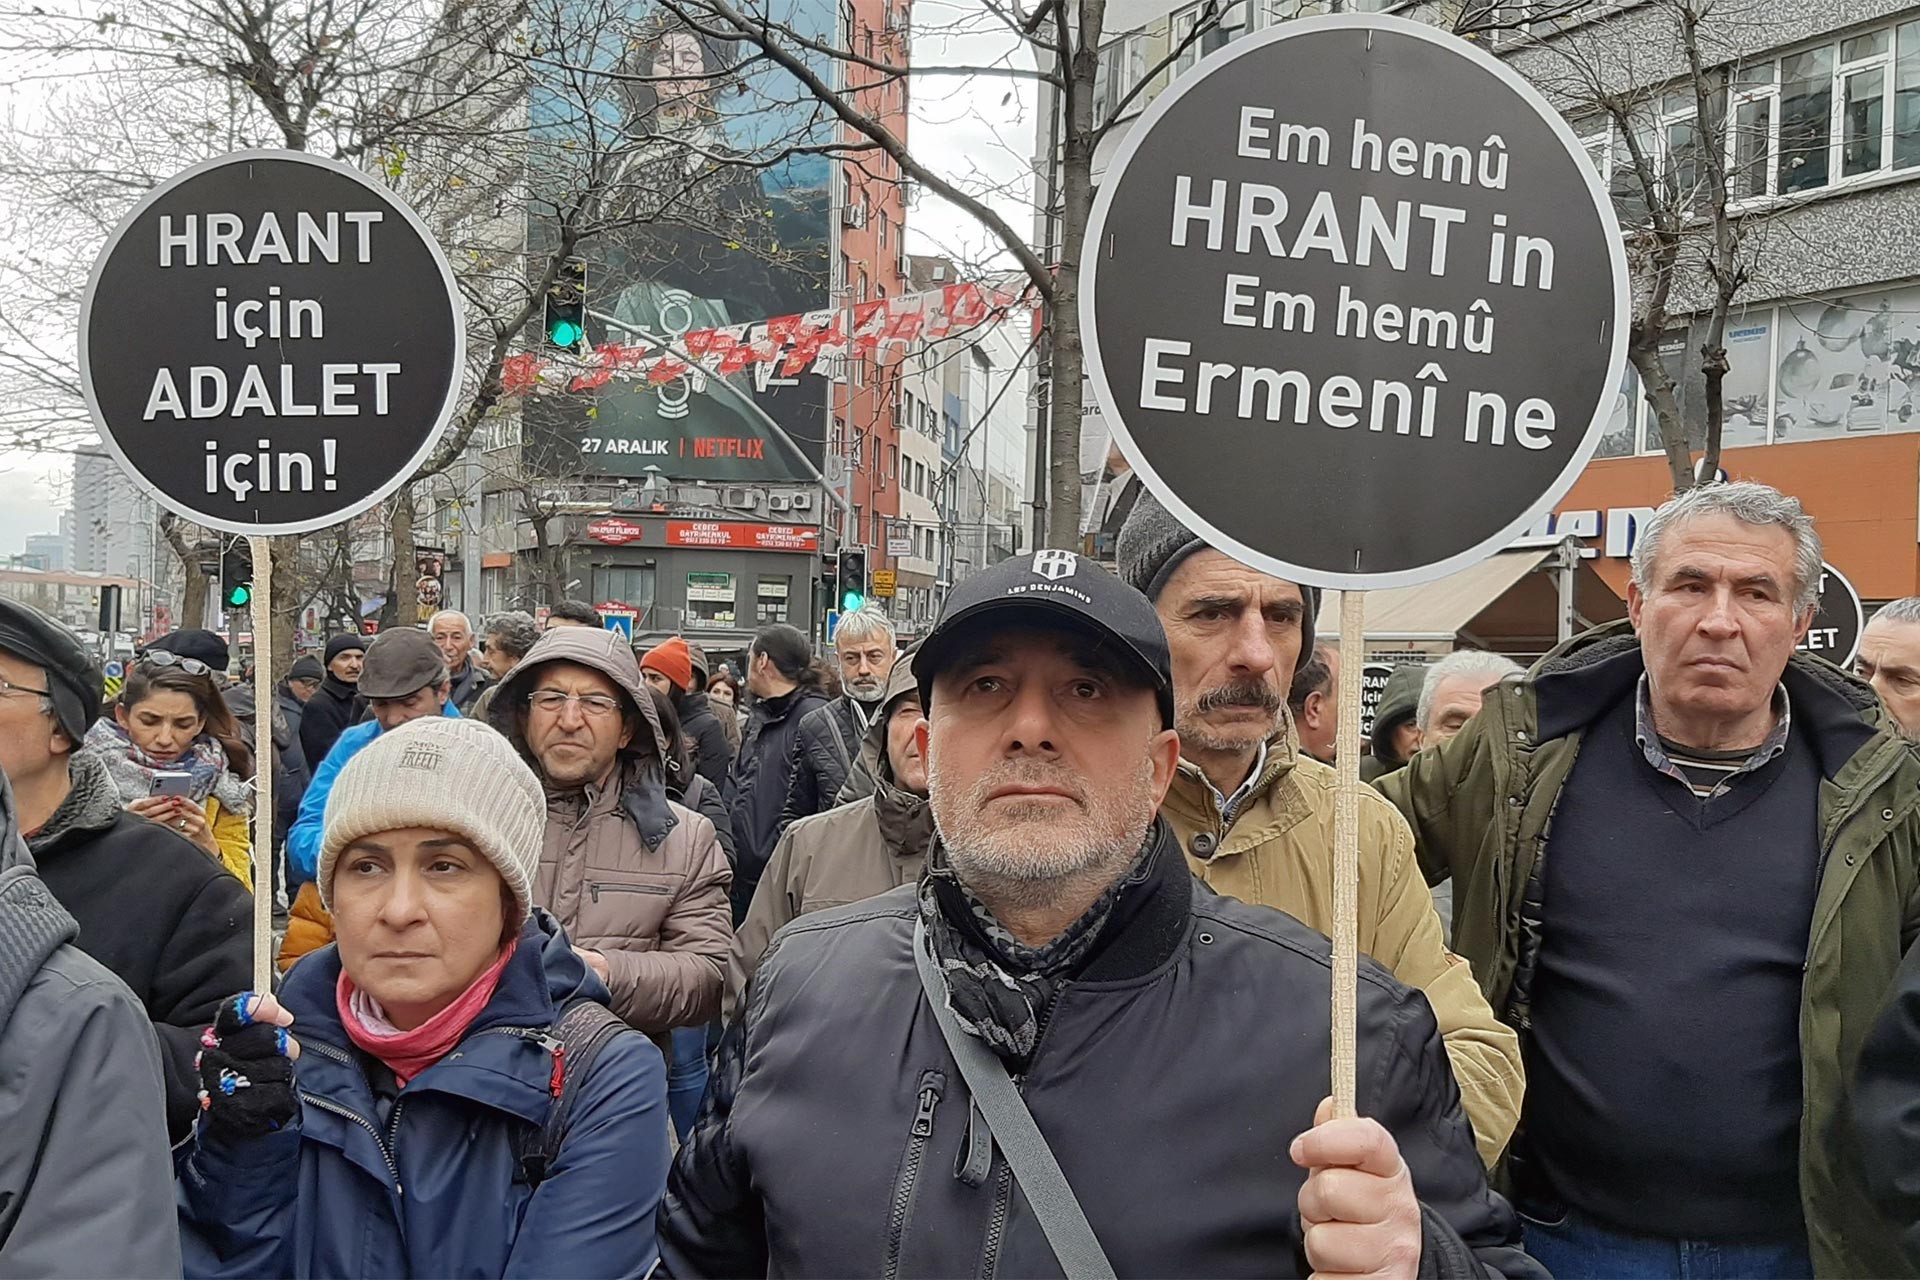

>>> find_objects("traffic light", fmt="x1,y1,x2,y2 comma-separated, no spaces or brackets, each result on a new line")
97,584,121,634
545,256,587,350
837,548,867,613
820,555,839,612
220,544,253,611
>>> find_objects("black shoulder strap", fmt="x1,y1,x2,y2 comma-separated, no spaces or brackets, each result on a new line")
824,708,855,774
516,1000,630,1187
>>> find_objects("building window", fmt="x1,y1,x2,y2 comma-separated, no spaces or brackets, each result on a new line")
686,571,736,628
592,566,656,612
756,575,790,624
1092,33,1147,122
1780,46,1834,193
1731,63,1777,201
1840,31,1892,179
1898,19,1920,168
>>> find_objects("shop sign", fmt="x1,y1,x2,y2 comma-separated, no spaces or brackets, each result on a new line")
666,521,818,552
588,517,645,545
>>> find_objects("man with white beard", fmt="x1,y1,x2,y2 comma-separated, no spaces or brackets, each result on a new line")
661,551,1539,1280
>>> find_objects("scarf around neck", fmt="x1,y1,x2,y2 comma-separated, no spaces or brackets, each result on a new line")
916,836,1155,1068
83,719,252,815
335,941,517,1086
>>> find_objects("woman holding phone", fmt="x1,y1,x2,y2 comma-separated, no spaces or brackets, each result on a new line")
84,650,255,885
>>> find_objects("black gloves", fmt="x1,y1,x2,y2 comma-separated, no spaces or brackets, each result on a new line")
195,993,297,1139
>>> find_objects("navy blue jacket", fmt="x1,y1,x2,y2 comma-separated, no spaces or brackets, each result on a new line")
177,912,669,1278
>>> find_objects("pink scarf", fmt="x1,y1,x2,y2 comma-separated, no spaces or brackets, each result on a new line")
336,942,517,1085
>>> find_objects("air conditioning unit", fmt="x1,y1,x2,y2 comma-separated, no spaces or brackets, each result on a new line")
724,487,755,510
768,495,791,512
841,204,867,229
791,493,814,511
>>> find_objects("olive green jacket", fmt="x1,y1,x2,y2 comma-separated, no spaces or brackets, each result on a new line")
1375,620,1920,1279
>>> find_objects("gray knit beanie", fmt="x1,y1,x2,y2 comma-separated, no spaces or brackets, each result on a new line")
317,717,544,923
1115,485,1319,656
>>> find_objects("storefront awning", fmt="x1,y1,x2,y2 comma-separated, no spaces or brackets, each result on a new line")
1321,547,1625,656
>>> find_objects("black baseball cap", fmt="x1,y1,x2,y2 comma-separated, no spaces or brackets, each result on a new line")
912,550,1174,729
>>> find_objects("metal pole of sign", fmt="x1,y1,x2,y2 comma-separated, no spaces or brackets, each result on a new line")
1331,589,1366,1117
247,535,274,993
1556,536,1581,643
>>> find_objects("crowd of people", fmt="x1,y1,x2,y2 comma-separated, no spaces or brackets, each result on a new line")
8,479,1920,1278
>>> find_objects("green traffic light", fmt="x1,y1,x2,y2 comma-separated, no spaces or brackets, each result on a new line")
225,586,251,609
841,591,865,612
548,318,584,347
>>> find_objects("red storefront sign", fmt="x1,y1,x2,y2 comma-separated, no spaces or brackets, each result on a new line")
587,517,645,545
666,521,818,552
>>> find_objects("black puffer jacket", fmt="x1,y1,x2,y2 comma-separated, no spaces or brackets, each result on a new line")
723,684,830,919
662,822,1542,1279
676,691,735,791
777,695,870,831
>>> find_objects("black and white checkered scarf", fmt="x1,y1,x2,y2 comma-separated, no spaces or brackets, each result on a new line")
916,841,1152,1068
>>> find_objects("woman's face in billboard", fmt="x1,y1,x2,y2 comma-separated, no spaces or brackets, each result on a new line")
655,32,710,106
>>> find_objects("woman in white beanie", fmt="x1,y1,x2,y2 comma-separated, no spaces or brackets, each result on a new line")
175,717,670,1280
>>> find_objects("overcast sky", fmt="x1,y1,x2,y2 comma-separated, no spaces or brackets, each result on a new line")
0,7,1035,560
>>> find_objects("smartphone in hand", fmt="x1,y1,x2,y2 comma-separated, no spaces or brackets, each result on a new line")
149,771,195,798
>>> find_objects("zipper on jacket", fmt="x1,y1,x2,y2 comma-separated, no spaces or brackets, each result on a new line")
299,1091,404,1197
297,1025,561,1196
977,1162,1013,1280
970,984,1069,1278
588,880,672,901
470,1025,567,1093
883,1069,945,1280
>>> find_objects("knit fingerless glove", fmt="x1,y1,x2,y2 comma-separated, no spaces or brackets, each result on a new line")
196,993,297,1138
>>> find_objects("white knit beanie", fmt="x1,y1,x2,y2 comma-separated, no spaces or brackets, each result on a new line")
316,717,545,923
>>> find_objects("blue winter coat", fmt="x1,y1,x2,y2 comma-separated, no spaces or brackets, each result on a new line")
177,912,669,1279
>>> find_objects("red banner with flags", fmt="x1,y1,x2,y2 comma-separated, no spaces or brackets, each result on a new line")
499,281,1032,400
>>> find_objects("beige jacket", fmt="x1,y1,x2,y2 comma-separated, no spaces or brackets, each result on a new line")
726,662,932,1018
491,626,733,1037
1161,725,1524,1167
534,764,732,1035
725,783,930,1018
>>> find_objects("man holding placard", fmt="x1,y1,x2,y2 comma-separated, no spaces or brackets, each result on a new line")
1378,483,1920,1278
1119,490,1522,1168
665,552,1539,1279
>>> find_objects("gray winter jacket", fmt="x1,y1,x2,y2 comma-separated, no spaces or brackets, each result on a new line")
0,772,180,1278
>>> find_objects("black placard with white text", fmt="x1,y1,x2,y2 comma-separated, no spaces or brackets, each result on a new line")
1081,16,1628,590
1800,562,1863,667
80,151,464,536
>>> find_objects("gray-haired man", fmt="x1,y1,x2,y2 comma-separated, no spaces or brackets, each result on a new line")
1377,481,1920,1278
779,605,897,828
1856,596,1920,740
428,609,493,713
1417,650,1523,746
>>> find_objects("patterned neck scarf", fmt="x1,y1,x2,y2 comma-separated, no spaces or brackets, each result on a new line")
917,836,1155,1068
83,719,252,814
